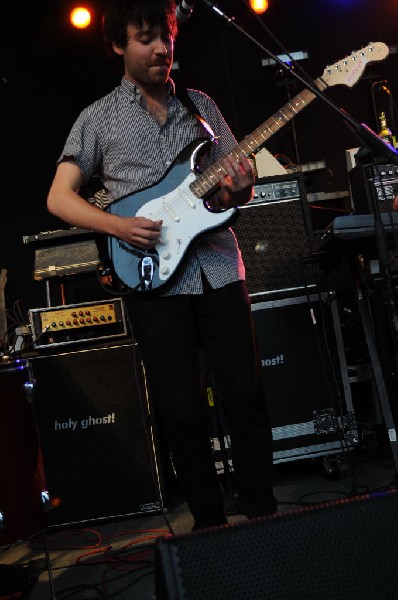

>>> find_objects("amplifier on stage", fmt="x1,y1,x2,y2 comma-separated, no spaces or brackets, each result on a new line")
232,172,316,300
29,298,128,349
349,163,398,214
23,227,100,280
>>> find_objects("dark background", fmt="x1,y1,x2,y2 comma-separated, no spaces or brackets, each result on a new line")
1,0,398,318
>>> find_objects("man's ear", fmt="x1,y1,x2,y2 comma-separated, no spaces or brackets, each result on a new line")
112,43,124,56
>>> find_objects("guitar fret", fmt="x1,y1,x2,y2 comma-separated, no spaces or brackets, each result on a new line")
234,149,243,160
192,179,207,196
245,140,255,153
257,131,267,143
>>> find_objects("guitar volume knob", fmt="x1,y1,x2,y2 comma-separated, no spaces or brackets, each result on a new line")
162,251,170,259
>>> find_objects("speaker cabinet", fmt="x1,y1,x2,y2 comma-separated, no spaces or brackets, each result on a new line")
31,341,164,527
232,173,314,298
155,491,398,600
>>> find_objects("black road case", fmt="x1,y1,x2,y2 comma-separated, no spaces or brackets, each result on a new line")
211,292,358,473
251,292,358,464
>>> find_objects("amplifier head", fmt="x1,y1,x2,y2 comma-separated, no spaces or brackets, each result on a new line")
28,298,128,349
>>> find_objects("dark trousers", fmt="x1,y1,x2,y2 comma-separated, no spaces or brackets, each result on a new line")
125,280,275,527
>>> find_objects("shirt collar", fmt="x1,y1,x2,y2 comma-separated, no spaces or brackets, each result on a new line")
120,77,175,102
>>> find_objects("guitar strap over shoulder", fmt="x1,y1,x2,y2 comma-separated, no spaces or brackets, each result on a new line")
174,85,218,142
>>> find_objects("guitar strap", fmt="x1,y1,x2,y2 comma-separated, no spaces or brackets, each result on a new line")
175,85,256,173
174,85,218,142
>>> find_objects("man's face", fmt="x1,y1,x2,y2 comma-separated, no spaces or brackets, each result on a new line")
113,22,174,88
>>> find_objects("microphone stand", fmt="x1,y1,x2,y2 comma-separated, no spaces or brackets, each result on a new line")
199,0,398,474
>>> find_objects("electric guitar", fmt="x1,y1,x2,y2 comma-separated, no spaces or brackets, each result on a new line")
106,42,389,293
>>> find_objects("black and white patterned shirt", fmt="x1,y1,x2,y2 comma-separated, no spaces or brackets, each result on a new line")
59,77,245,295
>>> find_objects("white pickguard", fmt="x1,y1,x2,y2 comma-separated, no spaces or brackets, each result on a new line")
136,172,234,280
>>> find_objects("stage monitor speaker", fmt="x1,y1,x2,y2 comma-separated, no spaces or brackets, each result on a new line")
232,173,315,299
31,341,164,527
155,490,398,600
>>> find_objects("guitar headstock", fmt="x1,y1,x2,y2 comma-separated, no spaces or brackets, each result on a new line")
321,42,389,89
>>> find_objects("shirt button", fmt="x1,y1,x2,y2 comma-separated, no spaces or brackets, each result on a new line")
165,160,171,166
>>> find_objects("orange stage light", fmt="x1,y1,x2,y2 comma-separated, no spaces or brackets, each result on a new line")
70,7,92,29
249,0,269,14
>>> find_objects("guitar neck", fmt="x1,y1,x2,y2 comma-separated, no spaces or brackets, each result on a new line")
191,76,326,198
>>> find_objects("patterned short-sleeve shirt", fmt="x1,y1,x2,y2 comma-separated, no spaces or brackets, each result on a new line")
59,77,245,295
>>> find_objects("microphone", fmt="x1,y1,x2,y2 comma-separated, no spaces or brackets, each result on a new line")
176,0,196,23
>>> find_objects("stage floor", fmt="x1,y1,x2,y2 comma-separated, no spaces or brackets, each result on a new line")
1,444,396,600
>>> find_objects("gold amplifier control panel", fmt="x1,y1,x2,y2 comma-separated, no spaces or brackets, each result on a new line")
29,298,127,348
40,302,118,332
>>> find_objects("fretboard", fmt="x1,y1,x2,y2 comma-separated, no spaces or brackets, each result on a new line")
191,76,326,198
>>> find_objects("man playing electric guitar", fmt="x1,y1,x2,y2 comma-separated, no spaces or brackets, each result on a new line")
47,0,276,529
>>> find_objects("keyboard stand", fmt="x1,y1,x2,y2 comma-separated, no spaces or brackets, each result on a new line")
356,285,398,475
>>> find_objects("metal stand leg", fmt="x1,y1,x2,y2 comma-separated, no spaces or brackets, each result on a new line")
356,286,398,477
330,295,359,446
42,530,57,600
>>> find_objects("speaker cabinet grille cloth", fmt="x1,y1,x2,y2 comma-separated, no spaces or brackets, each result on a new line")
31,342,164,526
232,174,314,298
156,491,398,600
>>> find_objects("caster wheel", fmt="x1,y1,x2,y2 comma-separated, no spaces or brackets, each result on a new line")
321,456,341,481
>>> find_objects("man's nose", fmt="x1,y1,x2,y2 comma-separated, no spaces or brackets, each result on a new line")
155,40,168,55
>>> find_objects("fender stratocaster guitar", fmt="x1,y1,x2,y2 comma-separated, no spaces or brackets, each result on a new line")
106,42,389,293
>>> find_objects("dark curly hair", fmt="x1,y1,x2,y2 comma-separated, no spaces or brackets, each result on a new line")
102,0,178,56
